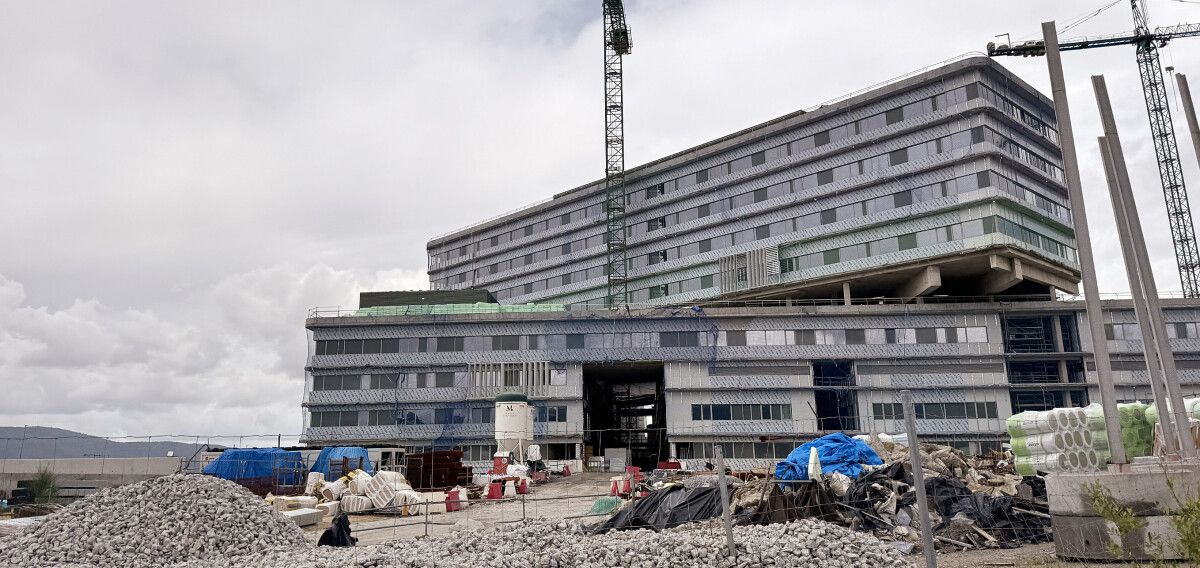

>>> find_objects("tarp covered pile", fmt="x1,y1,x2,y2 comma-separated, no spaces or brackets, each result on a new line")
775,433,883,481
202,448,306,486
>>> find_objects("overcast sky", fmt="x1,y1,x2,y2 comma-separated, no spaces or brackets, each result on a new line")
4,0,1200,441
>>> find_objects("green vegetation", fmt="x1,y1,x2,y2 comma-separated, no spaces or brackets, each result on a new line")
29,465,59,504
1084,480,1145,560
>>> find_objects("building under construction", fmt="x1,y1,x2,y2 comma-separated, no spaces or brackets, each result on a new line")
302,57,1200,470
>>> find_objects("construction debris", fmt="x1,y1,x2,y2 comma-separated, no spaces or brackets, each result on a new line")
0,473,306,568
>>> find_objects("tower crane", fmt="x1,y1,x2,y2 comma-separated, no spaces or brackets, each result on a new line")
988,1,1200,297
603,0,632,307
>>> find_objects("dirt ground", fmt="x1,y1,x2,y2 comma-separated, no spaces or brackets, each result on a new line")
936,542,1163,568
303,471,616,545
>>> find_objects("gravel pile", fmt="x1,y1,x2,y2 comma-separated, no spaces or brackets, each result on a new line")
174,518,911,568
0,473,910,568
0,473,306,567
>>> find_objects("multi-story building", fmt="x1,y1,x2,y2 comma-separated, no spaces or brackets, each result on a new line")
303,56,1200,471
426,56,1075,306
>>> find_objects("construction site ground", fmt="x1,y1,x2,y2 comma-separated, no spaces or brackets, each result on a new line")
304,471,615,545
302,472,1090,564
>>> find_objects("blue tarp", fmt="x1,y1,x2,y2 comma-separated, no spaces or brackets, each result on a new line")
309,447,374,477
202,448,305,484
775,433,883,481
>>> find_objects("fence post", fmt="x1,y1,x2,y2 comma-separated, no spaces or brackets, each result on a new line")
713,444,737,558
901,390,936,568
424,494,430,538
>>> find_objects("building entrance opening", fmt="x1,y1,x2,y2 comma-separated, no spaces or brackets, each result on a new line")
813,360,858,431
582,363,665,471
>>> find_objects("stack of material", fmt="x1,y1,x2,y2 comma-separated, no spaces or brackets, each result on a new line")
1007,406,1110,474
405,450,471,489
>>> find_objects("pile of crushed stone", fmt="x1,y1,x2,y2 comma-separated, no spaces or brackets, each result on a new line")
173,518,911,568
0,473,306,567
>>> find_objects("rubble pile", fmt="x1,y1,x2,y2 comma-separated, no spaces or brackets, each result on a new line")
171,518,910,568
0,474,306,568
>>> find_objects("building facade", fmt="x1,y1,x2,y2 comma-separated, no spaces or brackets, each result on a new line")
426,56,1076,307
304,300,1200,470
305,56,1200,471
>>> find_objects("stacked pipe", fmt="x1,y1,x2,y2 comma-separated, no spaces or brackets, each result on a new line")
1007,406,1101,475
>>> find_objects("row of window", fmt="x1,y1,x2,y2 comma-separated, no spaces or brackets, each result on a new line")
1105,322,1200,341
632,168,1067,245
313,405,569,428
677,439,1004,460
691,404,793,421
407,443,578,462
430,82,996,270
779,215,1075,274
316,335,545,356
638,85,978,206
676,441,799,460
720,326,989,346
312,373,457,391
871,402,999,420
432,85,1061,290
315,328,989,357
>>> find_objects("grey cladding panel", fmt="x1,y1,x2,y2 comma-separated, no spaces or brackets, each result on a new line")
710,365,811,376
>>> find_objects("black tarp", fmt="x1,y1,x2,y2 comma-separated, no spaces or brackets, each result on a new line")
842,462,917,530
738,481,841,526
924,476,1050,545
317,514,358,547
592,485,727,533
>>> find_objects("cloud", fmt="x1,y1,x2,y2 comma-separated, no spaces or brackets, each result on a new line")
4,0,1200,437
0,267,424,437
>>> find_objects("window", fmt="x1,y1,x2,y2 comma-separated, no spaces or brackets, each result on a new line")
436,337,464,352
311,411,359,427
368,410,396,426
313,375,359,391
566,334,585,349
915,328,938,344
535,405,568,422
725,330,747,346
845,329,866,345
660,332,699,347
690,404,792,421
435,372,455,388
492,335,520,350
369,374,399,389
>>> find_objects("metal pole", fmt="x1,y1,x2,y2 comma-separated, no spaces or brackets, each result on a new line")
1176,73,1200,172
1042,20,1128,464
1097,134,1180,455
713,444,737,558
1094,75,1196,456
901,390,936,568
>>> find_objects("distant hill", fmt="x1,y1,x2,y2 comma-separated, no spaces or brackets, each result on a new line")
0,426,214,459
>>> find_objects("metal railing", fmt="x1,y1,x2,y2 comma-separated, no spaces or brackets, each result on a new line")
308,293,1077,319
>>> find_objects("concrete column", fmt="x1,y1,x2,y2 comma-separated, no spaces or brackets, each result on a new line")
1175,73,1200,174
1098,135,1176,452
1051,316,1071,387
1094,82,1194,457
1042,21,1126,464
842,282,851,306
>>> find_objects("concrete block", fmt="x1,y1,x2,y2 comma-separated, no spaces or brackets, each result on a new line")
1046,468,1200,516
282,508,325,527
